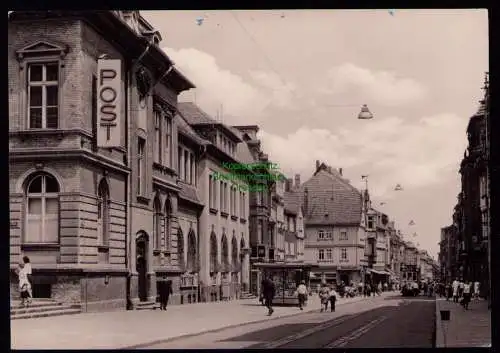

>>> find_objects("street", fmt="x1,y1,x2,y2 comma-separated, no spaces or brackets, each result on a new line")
137,295,436,349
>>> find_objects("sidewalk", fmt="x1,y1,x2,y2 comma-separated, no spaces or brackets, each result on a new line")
435,297,491,347
11,291,395,349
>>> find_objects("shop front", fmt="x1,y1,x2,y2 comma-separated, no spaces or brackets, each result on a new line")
254,262,318,305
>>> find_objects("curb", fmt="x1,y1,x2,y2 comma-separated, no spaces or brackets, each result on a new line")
123,296,370,349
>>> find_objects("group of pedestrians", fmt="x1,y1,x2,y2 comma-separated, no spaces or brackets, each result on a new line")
444,278,479,310
319,282,338,312
15,256,33,307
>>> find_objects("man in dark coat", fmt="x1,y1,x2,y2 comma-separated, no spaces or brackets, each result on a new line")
158,276,173,310
261,277,275,316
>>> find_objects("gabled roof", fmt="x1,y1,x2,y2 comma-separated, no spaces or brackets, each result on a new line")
177,102,242,142
301,168,362,225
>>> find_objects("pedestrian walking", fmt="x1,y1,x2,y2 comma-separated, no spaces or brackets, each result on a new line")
458,280,465,299
329,287,338,312
473,281,480,301
158,276,173,310
296,281,308,310
377,282,382,296
17,262,32,307
462,281,472,310
452,278,459,303
319,282,330,312
22,256,33,300
261,277,275,316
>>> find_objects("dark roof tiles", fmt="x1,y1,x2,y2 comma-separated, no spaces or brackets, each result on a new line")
301,169,362,225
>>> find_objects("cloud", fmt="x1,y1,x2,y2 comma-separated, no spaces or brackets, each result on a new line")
259,112,468,198
163,47,295,122
324,63,427,107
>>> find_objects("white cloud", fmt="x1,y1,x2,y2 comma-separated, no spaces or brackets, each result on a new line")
324,63,427,107
163,47,295,122
259,112,468,198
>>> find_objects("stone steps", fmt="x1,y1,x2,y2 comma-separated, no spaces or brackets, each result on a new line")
11,300,82,320
135,301,158,310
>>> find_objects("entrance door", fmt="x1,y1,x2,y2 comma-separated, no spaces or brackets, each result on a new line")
136,236,148,302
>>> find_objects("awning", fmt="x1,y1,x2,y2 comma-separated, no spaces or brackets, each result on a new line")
368,269,391,275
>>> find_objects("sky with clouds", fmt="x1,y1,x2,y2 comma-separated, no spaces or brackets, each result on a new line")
142,9,488,259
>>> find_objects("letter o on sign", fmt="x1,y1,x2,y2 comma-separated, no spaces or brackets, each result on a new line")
100,87,117,103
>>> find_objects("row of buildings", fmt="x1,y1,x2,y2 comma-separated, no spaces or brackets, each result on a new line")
8,10,437,312
439,74,490,299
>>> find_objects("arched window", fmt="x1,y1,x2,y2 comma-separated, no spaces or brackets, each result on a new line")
25,172,60,244
177,228,184,267
187,230,197,272
164,199,172,251
221,234,229,268
231,234,238,267
210,232,217,273
97,179,110,245
153,196,162,250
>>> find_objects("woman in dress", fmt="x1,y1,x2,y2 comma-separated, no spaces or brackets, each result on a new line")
17,263,32,307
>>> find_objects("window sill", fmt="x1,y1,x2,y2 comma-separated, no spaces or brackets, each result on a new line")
153,163,177,175
239,218,247,224
21,243,60,250
221,212,229,218
230,215,238,221
137,195,150,204
209,208,218,215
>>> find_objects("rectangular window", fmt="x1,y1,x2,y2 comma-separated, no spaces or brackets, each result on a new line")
341,248,348,260
190,153,195,185
367,216,375,230
220,181,224,211
178,147,182,178
325,231,332,240
340,231,348,240
164,116,172,167
28,62,59,129
258,220,263,243
154,110,161,164
318,230,324,240
241,192,246,218
137,138,145,195
209,175,213,208
326,248,332,260
318,249,325,261
184,150,189,182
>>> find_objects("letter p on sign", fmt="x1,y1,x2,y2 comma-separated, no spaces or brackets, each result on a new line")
97,59,121,148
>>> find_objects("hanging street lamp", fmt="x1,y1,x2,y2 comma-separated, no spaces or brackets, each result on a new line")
357,104,374,120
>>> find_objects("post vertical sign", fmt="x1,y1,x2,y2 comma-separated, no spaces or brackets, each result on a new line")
97,59,121,148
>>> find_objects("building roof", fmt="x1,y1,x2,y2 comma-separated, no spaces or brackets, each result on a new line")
301,166,362,225
233,129,256,164
284,190,302,215
176,113,210,146
177,102,242,142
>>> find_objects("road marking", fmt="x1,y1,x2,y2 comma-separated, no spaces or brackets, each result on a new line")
324,316,388,348
260,312,367,349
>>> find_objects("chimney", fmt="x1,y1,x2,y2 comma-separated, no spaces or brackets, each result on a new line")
304,188,309,216
285,178,292,192
316,160,320,169
339,168,343,176
327,166,332,173
294,174,301,188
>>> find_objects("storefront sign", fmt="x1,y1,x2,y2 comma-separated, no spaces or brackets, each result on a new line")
97,59,121,148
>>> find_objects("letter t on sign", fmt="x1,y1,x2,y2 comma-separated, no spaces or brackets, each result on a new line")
97,59,122,148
